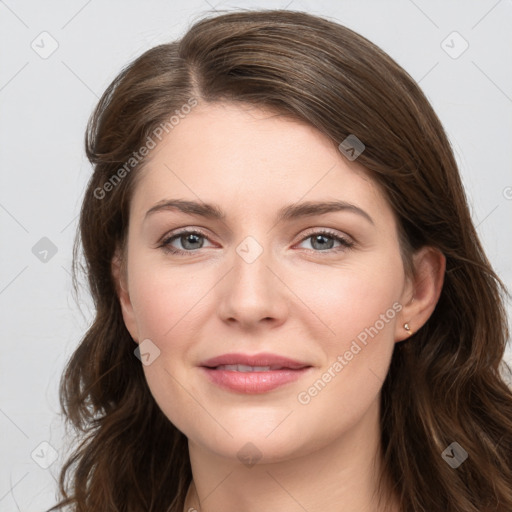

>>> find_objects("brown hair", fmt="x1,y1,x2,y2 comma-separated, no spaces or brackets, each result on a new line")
48,9,512,511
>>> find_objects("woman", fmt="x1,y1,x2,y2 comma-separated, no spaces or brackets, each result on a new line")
49,9,512,512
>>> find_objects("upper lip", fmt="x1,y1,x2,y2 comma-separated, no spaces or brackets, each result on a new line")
200,352,311,370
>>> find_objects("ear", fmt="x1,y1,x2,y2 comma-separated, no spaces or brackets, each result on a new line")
395,245,446,342
111,247,140,343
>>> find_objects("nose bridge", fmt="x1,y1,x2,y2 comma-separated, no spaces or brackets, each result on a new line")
233,233,275,299
218,232,287,324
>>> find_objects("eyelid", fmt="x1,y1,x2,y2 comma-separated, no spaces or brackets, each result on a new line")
157,227,214,251
158,226,210,244
298,227,354,244
158,226,353,243
158,226,355,256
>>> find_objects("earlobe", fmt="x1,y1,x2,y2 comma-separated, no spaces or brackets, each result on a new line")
395,246,446,342
111,248,140,343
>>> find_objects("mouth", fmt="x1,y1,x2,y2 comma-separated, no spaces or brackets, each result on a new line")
200,352,310,370
206,364,309,372
198,352,313,393
200,363,313,394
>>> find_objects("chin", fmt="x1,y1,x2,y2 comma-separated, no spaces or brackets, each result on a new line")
187,419,325,465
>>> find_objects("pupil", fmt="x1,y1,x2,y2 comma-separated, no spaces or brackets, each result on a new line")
313,234,332,250
184,234,201,249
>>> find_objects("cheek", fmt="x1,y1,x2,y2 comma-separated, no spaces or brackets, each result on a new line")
292,257,404,344
291,273,401,441
128,264,207,433
128,260,208,341
295,254,403,407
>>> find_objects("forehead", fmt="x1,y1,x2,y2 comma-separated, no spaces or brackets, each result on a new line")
130,102,391,226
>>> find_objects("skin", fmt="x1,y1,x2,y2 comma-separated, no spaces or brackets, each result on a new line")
112,101,445,512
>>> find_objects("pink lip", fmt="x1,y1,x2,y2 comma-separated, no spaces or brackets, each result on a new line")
200,352,309,369
199,352,313,394
200,367,312,393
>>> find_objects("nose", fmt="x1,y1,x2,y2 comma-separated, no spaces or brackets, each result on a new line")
216,235,289,329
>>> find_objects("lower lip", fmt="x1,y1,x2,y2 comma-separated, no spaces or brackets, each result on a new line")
200,367,312,393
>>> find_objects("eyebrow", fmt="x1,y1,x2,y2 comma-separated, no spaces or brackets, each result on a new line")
144,199,374,225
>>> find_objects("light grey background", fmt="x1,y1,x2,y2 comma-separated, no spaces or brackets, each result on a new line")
1,0,511,510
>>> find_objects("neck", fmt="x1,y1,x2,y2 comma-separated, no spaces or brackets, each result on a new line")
183,396,399,512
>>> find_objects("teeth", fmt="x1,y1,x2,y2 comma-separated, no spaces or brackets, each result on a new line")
216,364,277,372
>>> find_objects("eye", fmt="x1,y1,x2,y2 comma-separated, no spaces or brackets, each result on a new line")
159,229,213,255
158,228,354,256
295,229,354,253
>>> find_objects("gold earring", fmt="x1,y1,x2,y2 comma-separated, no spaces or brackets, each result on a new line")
404,323,413,336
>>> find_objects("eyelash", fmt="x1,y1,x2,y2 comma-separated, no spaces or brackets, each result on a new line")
158,228,354,256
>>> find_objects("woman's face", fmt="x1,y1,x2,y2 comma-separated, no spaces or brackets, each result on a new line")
116,101,414,463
